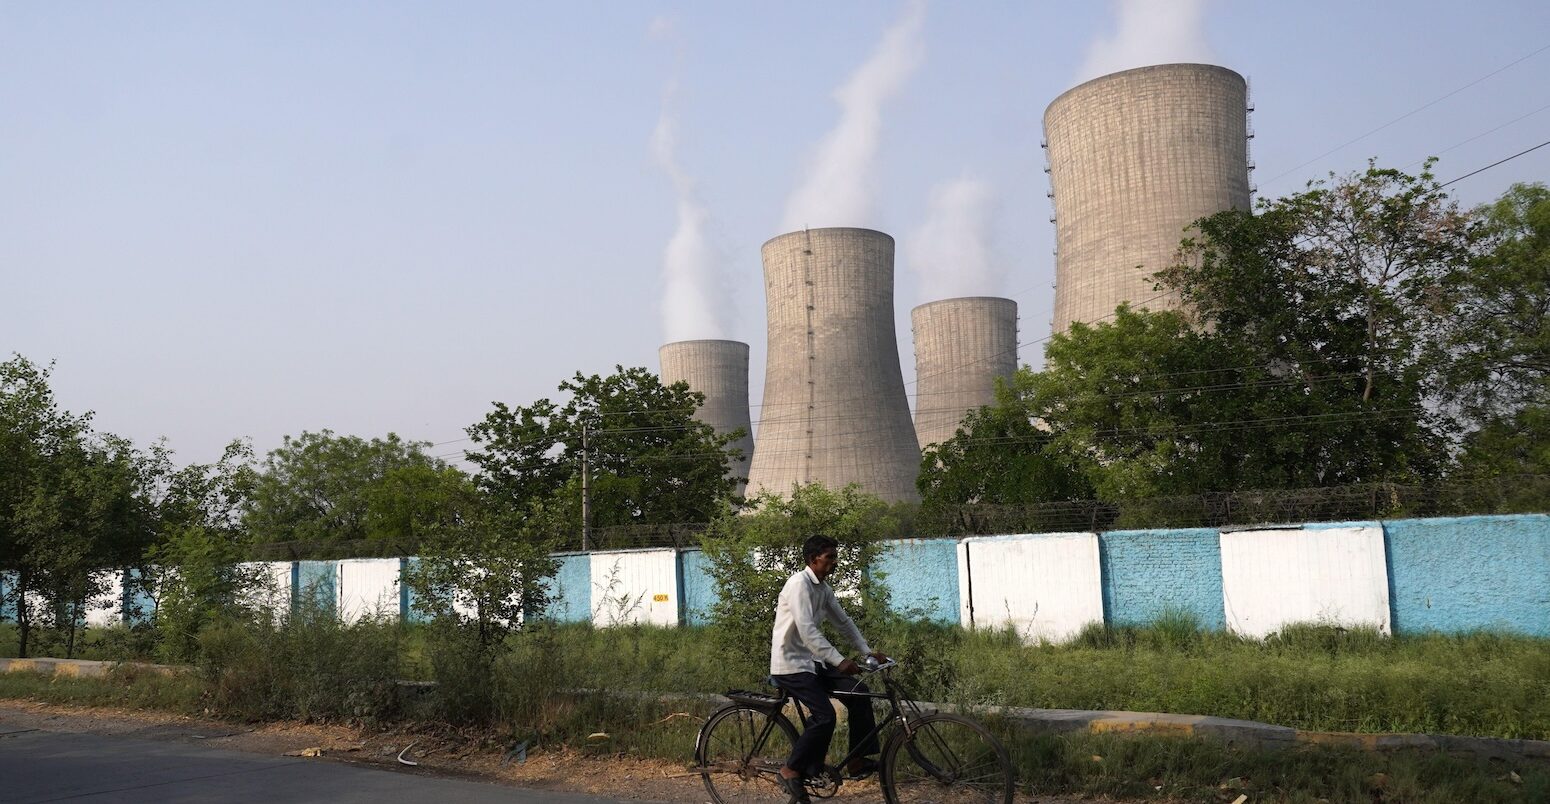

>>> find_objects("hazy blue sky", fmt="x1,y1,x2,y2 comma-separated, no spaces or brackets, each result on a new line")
4,1,1547,466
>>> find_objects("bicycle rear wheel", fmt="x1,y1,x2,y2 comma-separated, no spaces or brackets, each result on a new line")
882,713,1014,804
696,704,799,804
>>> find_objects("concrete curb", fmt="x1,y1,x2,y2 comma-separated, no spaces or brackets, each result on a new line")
0,657,185,678
963,704,1550,763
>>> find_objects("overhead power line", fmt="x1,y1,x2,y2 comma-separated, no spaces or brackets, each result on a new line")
1439,138,1550,188
1261,41,1550,187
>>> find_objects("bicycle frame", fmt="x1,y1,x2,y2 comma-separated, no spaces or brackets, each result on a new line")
781,663,932,786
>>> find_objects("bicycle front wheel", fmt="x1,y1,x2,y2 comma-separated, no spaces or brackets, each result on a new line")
882,713,1014,804
696,704,798,804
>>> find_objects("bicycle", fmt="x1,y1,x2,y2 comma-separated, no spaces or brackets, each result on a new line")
694,658,1014,803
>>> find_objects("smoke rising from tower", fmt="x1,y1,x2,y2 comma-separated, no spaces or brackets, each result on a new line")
908,177,1002,301
781,0,926,231
1077,0,1212,82
652,19,730,342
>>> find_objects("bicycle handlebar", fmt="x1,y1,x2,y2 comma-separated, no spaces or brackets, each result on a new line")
860,656,898,673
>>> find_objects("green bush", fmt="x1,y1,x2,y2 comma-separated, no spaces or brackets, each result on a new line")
197,603,402,724
698,484,903,674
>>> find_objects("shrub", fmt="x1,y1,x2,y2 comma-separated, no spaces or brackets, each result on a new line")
698,484,902,675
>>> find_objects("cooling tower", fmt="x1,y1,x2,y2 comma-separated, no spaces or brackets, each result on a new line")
1044,63,1251,333
658,340,755,490
911,297,1018,450
746,228,921,503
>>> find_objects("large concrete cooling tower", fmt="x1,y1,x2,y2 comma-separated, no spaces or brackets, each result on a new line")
911,297,1018,450
746,228,921,503
1044,63,1251,333
658,340,756,490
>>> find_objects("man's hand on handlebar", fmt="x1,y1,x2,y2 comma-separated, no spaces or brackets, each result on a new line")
837,651,893,675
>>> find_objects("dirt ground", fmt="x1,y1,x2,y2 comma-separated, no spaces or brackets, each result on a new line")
0,700,1115,803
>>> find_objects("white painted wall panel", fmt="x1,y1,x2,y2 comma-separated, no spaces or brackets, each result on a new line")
957,540,973,628
84,570,123,627
338,559,402,623
236,562,295,614
1220,526,1391,638
433,563,523,627
590,549,679,627
962,532,1104,642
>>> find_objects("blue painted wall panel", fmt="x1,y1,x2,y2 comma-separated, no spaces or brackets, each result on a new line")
543,553,592,623
678,549,719,627
0,571,13,621
875,539,959,624
1305,520,1382,531
123,568,157,624
1099,528,1225,630
295,561,337,615
401,558,430,624
1386,514,1550,636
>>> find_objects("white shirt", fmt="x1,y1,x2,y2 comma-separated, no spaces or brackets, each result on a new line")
769,566,873,675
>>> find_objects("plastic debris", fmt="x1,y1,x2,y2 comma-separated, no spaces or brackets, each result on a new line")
397,740,419,766
501,741,528,766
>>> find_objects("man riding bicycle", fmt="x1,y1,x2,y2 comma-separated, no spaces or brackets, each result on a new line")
770,535,889,803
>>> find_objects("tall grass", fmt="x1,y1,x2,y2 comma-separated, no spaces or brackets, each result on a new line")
509,618,1550,740
7,615,1550,739
4,616,1549,803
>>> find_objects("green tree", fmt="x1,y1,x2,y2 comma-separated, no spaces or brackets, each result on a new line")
138,440,263,662
698,484,899,675
466,366,741,540
1155,160,1471,482
917,377,1093,535
246,430,454,548
403,472,558,722
1,356,154,657
1446,183,1550,479
922,162,1476,522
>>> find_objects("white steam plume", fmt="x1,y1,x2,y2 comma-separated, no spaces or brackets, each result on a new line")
1077,0,1213,82
909,177,1001,301
652,18,730,342
781,0,926,232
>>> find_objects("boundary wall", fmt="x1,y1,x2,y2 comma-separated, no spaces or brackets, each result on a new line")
3,514,1545,640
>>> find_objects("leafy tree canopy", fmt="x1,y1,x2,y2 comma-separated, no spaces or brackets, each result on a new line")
923,161,1495,515
1,355,158,656
466,365,741,535
246,430,456,546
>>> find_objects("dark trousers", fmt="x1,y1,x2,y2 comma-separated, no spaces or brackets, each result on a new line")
772,663,880,777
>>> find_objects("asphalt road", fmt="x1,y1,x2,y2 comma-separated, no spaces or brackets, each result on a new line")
0,727,650,804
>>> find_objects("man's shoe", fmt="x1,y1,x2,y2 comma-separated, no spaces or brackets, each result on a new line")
844,757,881,779
779,773,812,803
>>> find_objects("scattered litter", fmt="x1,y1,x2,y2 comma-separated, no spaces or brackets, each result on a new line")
397,741,419,766
1230,795,1247,804
1508,771,1523,784
587,732,610,742
285,746,324,757
501,741,529,767
1090,754,1103,763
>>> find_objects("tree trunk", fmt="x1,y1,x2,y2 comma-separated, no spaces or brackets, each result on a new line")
65,597,80,659
16,570,31,659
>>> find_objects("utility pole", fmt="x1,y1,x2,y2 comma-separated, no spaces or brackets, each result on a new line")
580,422,591,551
